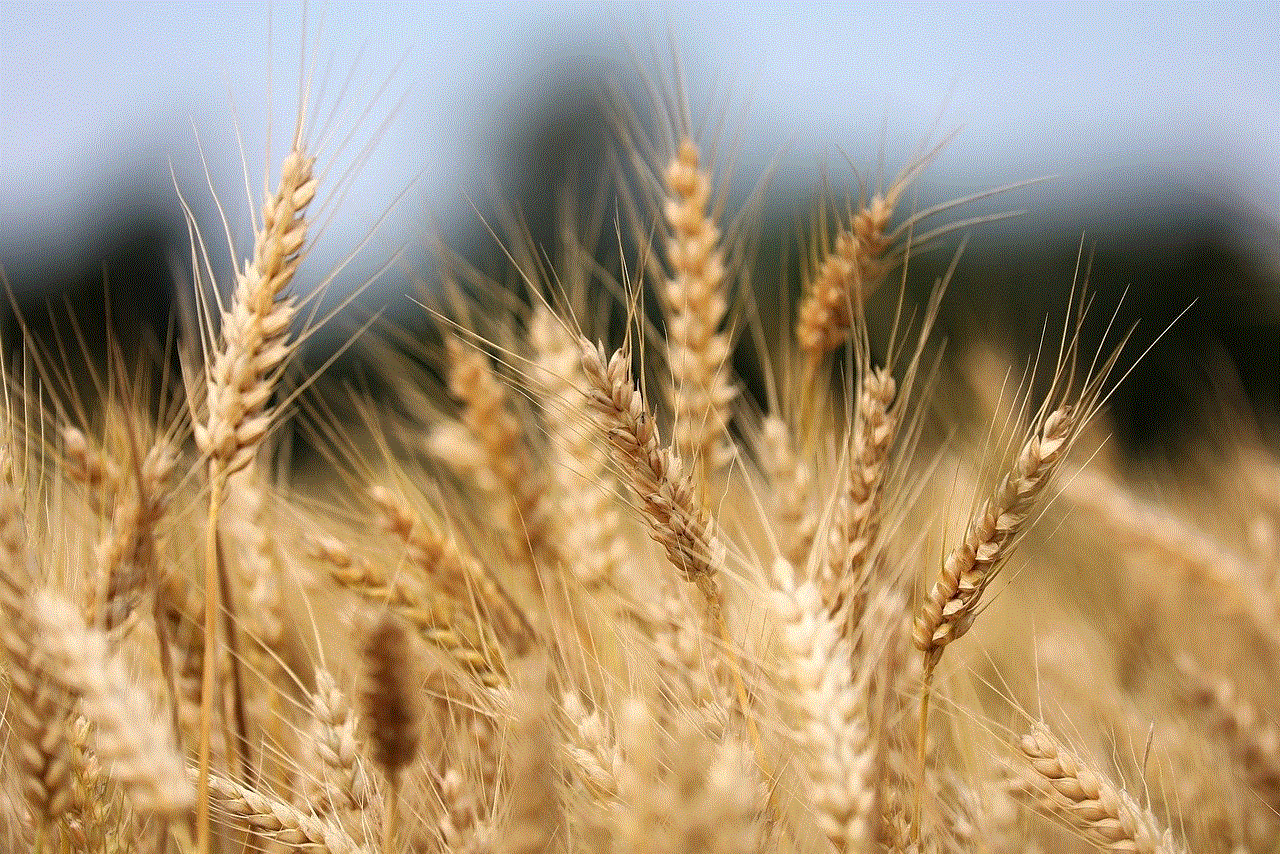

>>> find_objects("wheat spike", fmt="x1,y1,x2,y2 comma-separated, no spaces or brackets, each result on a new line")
580,339,725,611
1013,725,1184,854
660,137,736,476
31,590,193,819
914,405,1076,670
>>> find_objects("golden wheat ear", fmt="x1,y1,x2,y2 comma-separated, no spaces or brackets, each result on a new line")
31,590,194,823
1011,724,1186,854
0,448,77,833
796,136,1043,377
186,122,318,854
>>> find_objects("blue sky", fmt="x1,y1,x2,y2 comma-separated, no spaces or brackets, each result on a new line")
3,2,1277,287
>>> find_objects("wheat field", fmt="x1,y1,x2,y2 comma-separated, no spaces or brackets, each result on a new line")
1,37,1277,854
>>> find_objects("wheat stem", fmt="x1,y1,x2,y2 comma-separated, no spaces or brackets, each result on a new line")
196,464,224,854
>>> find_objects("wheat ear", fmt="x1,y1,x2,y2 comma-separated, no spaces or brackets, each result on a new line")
768,557,878,851
659,137,735,479
1013,725,1184,854
194,137,316,476
0,450,76,828
442,334,553,581
1178,656,1280,805
579,339,725,611
529,305,627,593
320,542,507,691
192,129,315,853
910,403,1076,843
302,669,377,835
367,484,533,653
561,691,622,802
913,405,1076,671
31,589,193,821
823,366,898,616
362,613,421,854
63,425,178,633
201,769,372,854
611,699,761,854
1064,466,1280,653
760,415,818,567
499,657,561,854
580,338,768,767
796,185,902,368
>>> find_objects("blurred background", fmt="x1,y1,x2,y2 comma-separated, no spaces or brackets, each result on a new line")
2,1,1277,459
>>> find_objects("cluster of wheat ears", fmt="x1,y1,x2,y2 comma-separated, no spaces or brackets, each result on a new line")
1,44,1278,854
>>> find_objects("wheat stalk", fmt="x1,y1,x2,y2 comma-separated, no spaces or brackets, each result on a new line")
190,120,317,852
